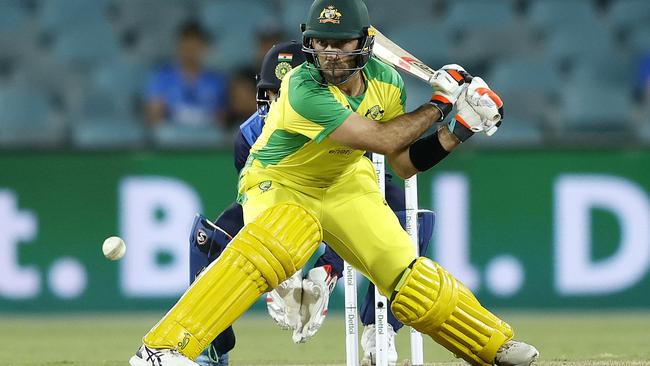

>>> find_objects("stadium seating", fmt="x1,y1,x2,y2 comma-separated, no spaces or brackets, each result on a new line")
528,0,600,34
279,0,312,39
0,85,65,147
368,0,437,31
39,0,109,33
543,23,615,68
72,88,132,122
559,82,634,134
608,0,650,33
443,0,516,34
0,2,37,63
52,21,121,70
71,117,145,149
200,0,274,36
628,25,650,57
91,60,147,101
488,57,560,130
385,23,453,68
112,0,188,32
570,54,635,88
206,29,257,72
0,0,647,149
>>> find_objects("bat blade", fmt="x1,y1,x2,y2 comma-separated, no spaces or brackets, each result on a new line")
369,26,436,84
369,26,501,127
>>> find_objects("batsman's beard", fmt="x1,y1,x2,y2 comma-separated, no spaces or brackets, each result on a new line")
320,60,359,85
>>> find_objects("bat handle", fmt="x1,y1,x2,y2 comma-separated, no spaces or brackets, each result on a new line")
458,71,503,136
485,120,502,136
459,70,473,83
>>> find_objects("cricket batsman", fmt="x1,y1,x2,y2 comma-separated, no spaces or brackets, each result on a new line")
130,1,539,365
189,40,435,366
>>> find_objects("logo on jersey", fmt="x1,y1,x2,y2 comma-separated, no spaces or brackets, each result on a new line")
275,62,293,81
319,6,342,24
328,148,352,155
365,105,385,120
197,229,208,246
259,180,272,192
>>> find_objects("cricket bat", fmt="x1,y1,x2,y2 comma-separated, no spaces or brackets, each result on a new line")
369,26,500,135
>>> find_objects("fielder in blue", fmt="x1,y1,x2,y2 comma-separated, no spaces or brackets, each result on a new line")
188,41,434,366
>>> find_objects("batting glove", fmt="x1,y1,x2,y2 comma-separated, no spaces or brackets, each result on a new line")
450,76,504,142
429,64,471,121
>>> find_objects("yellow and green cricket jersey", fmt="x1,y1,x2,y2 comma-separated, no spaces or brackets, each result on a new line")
239,57,406,192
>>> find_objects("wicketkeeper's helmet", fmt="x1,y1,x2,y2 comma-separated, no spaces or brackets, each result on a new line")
255,41,306,117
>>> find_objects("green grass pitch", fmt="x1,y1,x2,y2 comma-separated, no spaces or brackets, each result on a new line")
2,311,649,365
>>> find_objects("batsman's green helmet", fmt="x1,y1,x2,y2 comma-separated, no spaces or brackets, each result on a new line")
300,0,374,85
301,0,370,40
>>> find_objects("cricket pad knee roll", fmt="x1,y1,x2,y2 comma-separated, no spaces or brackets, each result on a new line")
391,257,513,366
143,203,322,359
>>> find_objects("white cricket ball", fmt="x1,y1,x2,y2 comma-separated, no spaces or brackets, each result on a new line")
102,236,126,261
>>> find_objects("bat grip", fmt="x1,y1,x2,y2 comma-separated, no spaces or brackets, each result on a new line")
459,70,473,84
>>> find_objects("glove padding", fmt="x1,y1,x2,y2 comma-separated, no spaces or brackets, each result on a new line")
266,269,303,331
450,76,504,142
292,265,337,343
429,64,471,121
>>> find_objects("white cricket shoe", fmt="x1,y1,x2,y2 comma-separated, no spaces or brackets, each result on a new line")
494,340,539,366
292,265,337,343
266,269,303,330
129,345,199,366
360,323,398,366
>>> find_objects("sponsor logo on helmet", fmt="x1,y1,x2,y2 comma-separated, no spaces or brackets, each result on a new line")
197,229,208,245
365,105,385,120
259,180,272,192
275,62,293,81
318,6,342,24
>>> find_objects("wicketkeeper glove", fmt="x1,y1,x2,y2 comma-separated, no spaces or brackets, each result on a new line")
266,269,303,331
449,76,504,142
429,64,471,121
292,265,337,343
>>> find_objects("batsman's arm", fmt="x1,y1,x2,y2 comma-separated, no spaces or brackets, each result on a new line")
387,126,460,179
328,104,440,156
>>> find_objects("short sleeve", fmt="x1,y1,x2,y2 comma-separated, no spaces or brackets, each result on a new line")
287,74,352,143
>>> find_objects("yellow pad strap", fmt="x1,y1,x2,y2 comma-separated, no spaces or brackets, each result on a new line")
391,258,513,366
143,203,322,359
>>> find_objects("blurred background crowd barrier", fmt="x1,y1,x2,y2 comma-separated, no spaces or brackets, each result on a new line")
2,151,650,311
1,0,650,313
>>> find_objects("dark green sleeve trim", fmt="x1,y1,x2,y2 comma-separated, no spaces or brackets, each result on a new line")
314,109,351,143
288,69,352,139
